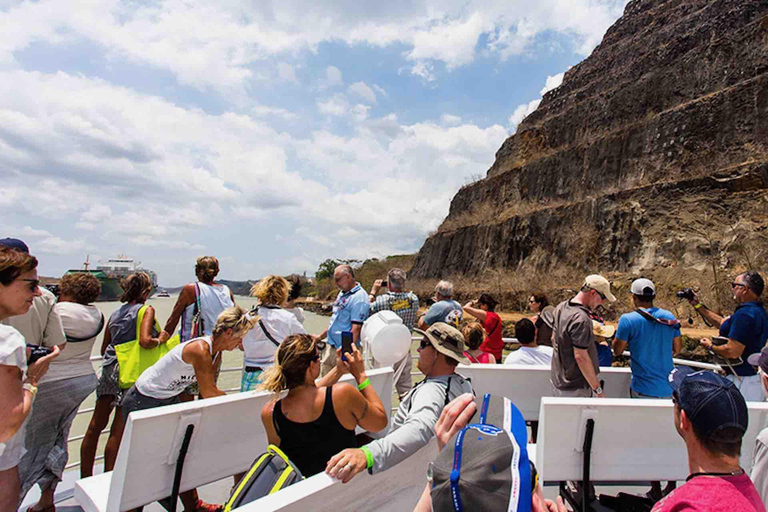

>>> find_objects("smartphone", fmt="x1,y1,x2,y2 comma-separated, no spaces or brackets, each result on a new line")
341,331,354,362
712,336,729,346
27,344,53,364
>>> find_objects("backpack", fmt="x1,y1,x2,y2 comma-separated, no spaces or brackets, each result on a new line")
223,445,304,511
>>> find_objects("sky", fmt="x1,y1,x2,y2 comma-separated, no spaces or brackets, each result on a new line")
0,0,629,286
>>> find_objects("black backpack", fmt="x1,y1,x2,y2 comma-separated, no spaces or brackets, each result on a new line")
223,445,304,510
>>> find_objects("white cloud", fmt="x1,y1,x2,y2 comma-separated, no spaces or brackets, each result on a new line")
348,81,377,104
540,71,565,95
317,94,350,116
277,62,298,83
325,66,343,86
20,226,53,238
441,114,462,126
371,84,388,98
0,0,628,92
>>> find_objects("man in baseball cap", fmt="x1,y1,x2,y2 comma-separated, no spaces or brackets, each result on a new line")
326,323,474,483
747,347,768,502
551,274,616,398
652,367,763,511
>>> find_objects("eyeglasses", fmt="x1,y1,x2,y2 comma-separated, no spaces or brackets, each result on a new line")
315,340,327,352
731,282,747,290
20,279,39,292
589,287,606,300
419,337,432,350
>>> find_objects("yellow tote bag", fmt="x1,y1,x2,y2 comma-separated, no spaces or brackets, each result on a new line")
115,305,180,389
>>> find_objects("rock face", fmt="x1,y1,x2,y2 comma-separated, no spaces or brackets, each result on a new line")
411,0,768,279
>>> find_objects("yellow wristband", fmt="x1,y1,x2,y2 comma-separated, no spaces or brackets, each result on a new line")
694,303,703,310
361,445,374,469
357,377,371,391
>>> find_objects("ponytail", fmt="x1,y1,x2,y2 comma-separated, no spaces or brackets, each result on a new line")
258,333,317,394
260,364,288,394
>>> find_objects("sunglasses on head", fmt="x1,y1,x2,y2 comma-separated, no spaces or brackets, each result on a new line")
20,278,39,293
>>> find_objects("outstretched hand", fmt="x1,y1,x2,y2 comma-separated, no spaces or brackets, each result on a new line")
326,448,367,483
434,393,477,451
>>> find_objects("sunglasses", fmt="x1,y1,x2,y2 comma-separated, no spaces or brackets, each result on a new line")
419,337,432,350
20,278,39,293
588,287,606,300
731,282,747,289
310,340,327,361
528,299,537,304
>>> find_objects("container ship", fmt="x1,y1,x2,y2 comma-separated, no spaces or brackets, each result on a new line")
65,255,157,301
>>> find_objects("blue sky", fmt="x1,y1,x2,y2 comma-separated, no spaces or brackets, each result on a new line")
0,0,628,286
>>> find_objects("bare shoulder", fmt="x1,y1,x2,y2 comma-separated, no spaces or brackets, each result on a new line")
261,400,276,418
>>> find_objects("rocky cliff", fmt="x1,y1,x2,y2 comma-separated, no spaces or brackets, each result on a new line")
412,0,768,280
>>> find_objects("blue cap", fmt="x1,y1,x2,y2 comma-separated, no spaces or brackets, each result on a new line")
0,238,29,253
668,367,748,439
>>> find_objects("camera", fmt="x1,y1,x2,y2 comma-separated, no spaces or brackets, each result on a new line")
676,288,696,301
381,280,387,287
27,344,53,364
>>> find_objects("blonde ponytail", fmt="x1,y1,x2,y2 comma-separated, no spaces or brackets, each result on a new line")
258,333,317,394
259,364,287,394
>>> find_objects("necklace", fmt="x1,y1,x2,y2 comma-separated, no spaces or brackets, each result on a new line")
686,468,744,481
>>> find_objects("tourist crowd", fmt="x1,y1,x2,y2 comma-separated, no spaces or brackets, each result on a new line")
1,238,767,511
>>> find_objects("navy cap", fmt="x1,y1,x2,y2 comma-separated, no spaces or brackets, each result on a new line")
668,367,748,439
748,346,768,374
0,238,29,253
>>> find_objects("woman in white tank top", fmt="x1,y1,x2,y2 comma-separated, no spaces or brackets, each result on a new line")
158,256,235,345
121,306,254,512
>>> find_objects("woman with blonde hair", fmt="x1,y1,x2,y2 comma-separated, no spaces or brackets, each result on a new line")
0,247,59,510
241,275,306,391
261,334,388,476
461,322,496,364
122,306,254,512
81,271,157,478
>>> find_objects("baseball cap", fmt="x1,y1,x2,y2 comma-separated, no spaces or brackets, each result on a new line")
630,278,656,297
414,323,470,365
584,274,616,302
747,346,768,374
0,238,29,253
430,394,534,512
668,367,748,439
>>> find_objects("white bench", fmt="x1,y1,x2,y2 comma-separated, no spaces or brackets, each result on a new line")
534,397,768,509
75,368,394,512
242,439,438,512
457,365,632,421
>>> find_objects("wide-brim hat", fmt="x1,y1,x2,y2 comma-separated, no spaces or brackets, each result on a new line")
414,322,470,365
747,346,768,374
592,320,615,338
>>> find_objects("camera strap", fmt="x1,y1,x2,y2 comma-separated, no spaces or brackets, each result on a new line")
635,308,681,329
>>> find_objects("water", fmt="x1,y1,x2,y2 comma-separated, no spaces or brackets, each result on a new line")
66,295,329,469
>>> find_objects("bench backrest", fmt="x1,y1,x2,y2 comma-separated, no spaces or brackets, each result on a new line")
242,439,438,511
107,368,394,510
536,397,768,482
456,364,631,421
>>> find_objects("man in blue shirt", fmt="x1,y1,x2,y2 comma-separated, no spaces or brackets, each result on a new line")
315,264,370,376
613,278,682,398
417,280,462,330
687,270,768,401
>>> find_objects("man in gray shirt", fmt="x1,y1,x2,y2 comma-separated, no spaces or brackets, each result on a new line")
551,274,616,397
326,323,473,482
747,346,768,502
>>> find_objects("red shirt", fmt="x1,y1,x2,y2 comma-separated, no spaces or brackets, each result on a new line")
652,473,765,512
479,311,503,360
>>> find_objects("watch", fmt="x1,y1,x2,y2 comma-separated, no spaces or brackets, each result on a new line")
592,386,603,395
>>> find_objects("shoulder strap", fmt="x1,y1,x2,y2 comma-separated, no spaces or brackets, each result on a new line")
635,308,681,328
465,351,480,364
444,376,453,406
487,314,501,337
260,319,280,347
65,313,105,343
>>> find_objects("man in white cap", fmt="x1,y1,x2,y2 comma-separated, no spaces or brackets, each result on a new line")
613,278,682,399
551,275,616,397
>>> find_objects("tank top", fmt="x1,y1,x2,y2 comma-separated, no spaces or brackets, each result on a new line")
135,336,213,399
104,303,159,365
273,386,357,476
464,350,493,363
180,282,234,342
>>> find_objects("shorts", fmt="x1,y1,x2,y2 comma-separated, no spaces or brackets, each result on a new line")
121,387,181,421
96,362,123,406
0,423,27,471
241,366,264,392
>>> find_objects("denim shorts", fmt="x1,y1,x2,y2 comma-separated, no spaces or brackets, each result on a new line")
121,386,181,420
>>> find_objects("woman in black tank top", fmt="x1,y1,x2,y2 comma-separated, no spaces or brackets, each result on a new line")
260,334,388,477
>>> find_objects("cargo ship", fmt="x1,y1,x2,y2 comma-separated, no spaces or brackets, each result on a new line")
65,255,157,301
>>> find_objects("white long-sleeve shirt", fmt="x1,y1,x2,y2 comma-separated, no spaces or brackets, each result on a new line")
366,373,473,474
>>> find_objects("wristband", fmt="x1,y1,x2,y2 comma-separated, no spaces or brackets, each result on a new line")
357,377,371,391
23,382,38,399
360,445,374,469
694,303,703,310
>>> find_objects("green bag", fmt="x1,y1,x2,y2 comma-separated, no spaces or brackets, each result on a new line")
115,305,180,389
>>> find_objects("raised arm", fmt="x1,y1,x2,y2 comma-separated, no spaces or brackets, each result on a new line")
462,302,487,323
159,283,196,342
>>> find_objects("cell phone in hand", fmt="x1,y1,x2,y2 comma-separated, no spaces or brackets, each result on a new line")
712,336,729,346
341,331,354,362
27,344,53,364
